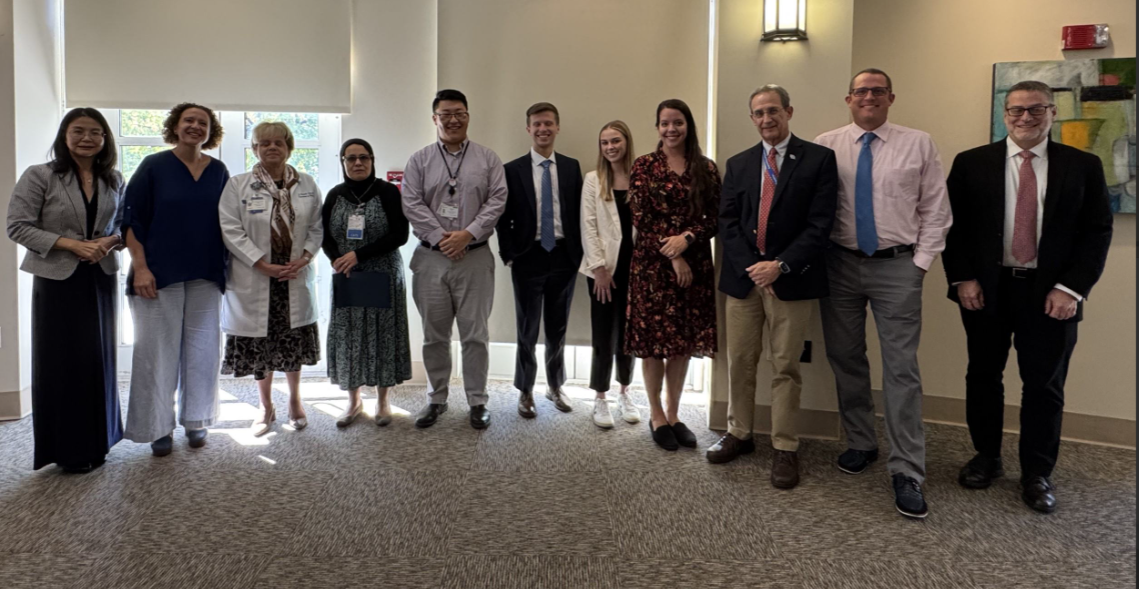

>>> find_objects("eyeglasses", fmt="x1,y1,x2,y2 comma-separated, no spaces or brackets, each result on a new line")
751,107,785,119
850,87,890,97
68,129,105,139
434,112,470,122
342,155,374,164
1005,105,1053,117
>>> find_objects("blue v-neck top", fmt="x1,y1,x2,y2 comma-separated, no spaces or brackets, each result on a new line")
122,150,231,293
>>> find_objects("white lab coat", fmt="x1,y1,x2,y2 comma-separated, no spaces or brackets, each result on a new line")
218,171,323,337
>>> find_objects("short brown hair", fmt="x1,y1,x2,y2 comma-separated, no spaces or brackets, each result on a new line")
526,102,560,125
849,68,893,94
163,103,223,150
1005,81,1054,107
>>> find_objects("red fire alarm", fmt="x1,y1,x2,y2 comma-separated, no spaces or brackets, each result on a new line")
1062,24,1110,50
387,171,404,191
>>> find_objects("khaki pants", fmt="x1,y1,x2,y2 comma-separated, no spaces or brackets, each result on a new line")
726,287,813,451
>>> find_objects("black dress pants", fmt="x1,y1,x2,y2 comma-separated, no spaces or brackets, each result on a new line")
511,242,578,394
959,270,1078,478
587,271,634,392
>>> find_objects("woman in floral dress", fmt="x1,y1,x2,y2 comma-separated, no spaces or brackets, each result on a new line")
626,99,721,451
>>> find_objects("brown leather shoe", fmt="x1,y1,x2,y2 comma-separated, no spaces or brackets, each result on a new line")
771,450,800,489
705,433,755,464
518,390,537,418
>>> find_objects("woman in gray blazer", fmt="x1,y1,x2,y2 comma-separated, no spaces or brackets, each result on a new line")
6,108,125,473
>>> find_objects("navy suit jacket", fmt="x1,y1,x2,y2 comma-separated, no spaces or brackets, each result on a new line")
718,134,838,301
497,151,583,266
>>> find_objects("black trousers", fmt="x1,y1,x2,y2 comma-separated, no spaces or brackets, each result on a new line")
959,270,1078,479
511,243,578,394
586,272,634,392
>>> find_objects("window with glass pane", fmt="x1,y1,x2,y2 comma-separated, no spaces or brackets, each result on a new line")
120,146,168,182
119,110,167,137
244,112,320,141
245,147,319,176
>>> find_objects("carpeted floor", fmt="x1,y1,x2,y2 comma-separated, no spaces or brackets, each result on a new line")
0,378,1134,589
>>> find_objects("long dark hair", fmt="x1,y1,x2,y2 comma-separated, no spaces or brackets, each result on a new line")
49,108,120,191
655,99,712,218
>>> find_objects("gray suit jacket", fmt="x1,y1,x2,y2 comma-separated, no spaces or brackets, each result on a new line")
7,164,125,280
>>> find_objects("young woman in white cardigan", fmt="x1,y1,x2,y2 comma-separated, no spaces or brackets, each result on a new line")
579,120,641,428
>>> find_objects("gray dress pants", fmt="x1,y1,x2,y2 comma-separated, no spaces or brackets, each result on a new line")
819,249,926,482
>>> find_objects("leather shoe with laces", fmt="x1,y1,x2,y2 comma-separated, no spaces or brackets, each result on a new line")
1021,476,1057,514
958,453,1004,489
469,404,491,429
837,448,879,474
771,450,800,489
892,473,929,519
545,388,573,413
414,403,447,428
706,433,755,464
517,391,537,418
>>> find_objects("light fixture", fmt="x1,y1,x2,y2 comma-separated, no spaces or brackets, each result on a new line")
762,0,807,42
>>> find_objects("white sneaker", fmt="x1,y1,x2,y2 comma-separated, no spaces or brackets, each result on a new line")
592,398,615,429
617,393,641,424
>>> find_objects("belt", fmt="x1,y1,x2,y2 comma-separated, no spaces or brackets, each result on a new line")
836,244,915,259
420,240,489,252
1003,266,1037,279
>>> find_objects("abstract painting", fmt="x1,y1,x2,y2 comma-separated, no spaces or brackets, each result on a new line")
992,58,1136,213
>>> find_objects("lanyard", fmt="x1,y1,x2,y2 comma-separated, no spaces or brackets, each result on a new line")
346,179,377,214
436,142,469,195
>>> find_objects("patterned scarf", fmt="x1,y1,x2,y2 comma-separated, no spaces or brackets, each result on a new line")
253,163,299,257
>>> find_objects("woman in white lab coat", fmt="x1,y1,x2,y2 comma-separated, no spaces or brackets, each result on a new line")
218,121,323,436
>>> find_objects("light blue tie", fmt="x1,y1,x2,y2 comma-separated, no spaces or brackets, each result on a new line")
855,132,879,256
540,160,555,252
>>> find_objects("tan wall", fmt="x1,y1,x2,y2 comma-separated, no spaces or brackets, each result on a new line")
711,0,854,413
437,0,711,346
852,0,1136,420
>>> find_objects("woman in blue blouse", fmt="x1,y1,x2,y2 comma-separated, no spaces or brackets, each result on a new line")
122,103,230,457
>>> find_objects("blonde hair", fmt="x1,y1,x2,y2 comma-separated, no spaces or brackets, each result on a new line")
596,120,635,202
251,121,295,151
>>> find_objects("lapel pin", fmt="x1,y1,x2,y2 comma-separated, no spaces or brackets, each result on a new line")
789,154,797,160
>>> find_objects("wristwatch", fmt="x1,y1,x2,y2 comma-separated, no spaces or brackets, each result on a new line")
683,233,695,245
775,257,791,274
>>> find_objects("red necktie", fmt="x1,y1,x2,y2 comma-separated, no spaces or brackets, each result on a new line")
756,148,778,254
1012,151,1037,265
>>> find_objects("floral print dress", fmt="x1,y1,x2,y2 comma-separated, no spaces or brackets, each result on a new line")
624,149,721,359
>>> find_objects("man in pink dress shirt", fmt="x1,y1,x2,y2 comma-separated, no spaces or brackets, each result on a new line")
814,68,952,519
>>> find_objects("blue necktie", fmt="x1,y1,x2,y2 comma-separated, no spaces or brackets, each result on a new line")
540,160,555,252
855,132,879,256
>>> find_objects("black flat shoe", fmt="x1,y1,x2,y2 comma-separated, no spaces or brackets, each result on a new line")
61,458,104,474
649,419,678,451
670,421,697,448
415,403,448,428
469,404,491,429
151,435,173,457
186,428,208,449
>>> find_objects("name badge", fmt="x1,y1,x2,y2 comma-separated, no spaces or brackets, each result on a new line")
246,195,267,213
438,204,459,219
297,191,315,198
347,214,365,240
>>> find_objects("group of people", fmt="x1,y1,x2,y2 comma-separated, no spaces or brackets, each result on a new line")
6,67,1113,522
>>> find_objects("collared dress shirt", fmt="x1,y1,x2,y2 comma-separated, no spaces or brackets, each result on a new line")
401,138,508,247
530,148,564,240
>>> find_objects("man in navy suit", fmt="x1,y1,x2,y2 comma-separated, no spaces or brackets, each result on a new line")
497,103,584,418
709,85,838,489
944,80,1112,513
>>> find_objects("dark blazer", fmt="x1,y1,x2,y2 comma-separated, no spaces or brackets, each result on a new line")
497,151,583,266
718,134,838,301
943,138,1113,322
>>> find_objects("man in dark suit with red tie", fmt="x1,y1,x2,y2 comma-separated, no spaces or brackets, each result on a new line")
944,80,1113,513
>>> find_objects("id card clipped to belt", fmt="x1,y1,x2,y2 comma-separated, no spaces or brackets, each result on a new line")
347,214,365,240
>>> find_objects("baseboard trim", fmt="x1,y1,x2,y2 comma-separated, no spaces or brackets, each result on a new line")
0,386,32,421
707,393,1136,449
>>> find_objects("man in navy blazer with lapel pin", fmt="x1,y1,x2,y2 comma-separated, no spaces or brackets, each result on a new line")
944,80,1112,514
709,85,838,489
497,102,584,419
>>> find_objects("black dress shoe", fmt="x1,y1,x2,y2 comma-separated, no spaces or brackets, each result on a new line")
151,435,173,457
186,428,208,449
545,388,573,413
1021,476,1058,514
517,391,537,419
670,421,697,448
469,404,491,429
649,419,678,451
706,433,756,464
892,473,929,519
61,458,105,474
958,453,1004,489
836,448,879,474
414,403,448,428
